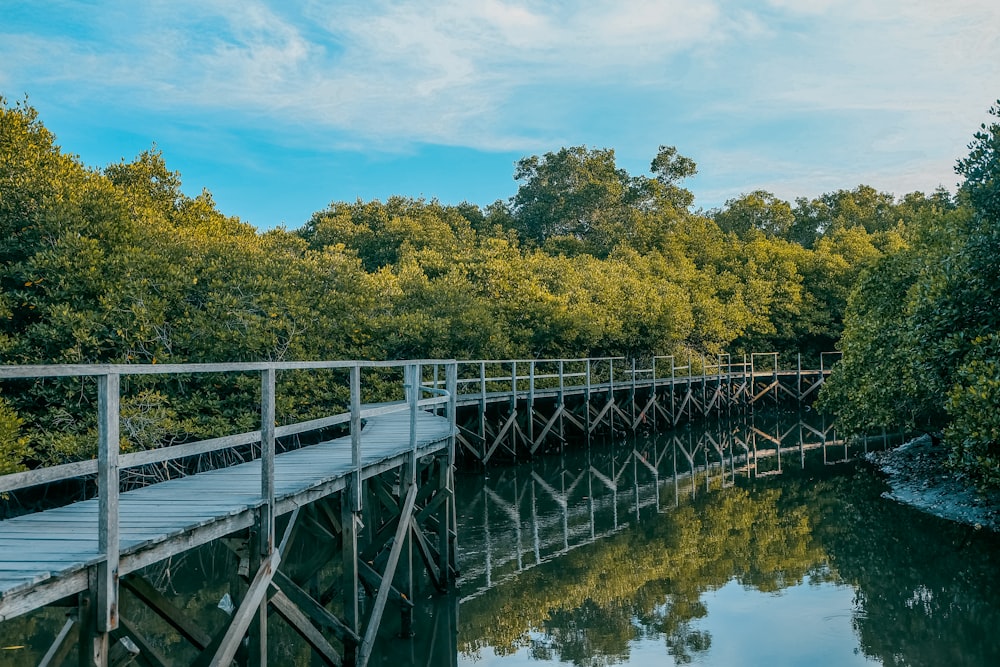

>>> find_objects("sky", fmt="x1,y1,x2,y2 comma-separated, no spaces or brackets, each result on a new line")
2,0,999,230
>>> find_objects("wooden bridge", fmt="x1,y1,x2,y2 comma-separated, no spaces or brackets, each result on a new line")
0,353,838,666
446,352,841,464
458,411,897,602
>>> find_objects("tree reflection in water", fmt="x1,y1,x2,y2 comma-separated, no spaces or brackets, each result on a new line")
454,411,1000,666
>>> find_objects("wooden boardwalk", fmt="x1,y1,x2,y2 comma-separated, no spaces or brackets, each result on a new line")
0,353,838,665
0,410,452,622
0,360,460,666
445,353,839,464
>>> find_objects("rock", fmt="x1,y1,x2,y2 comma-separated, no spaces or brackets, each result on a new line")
867,435,1000,532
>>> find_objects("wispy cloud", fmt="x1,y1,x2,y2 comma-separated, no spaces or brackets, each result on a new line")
1,0,998,216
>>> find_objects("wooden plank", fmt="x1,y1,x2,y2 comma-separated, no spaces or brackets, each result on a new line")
356,482,417,667
121,575,212,650
0,409,454,623
270,588,342,666
37,614,76,667
117,615,170,667
209,550,280,667
272,570,360,647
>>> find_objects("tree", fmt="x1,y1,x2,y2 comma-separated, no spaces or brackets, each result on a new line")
713,191,794,239
508,145,698,256
820,101,1000,486
790,185,899,247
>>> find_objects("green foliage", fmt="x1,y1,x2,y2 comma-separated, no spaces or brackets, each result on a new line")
0,397,31,475
459,482,824,663
0,98,958,473
821,101,1000,486
946,334,1000,487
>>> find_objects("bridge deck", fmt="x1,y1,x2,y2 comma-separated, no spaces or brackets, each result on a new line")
0,409,452,621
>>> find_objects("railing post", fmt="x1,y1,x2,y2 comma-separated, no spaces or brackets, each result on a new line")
442,362,458,582
97,371,120,637
558,360,565,442
479,361,487,456
350,364,362,512
527,361,535,445
585,359,592,433
797,353,802,403
510,361,518,454
407,363,420,484
609,358,615,434
260,366,276,556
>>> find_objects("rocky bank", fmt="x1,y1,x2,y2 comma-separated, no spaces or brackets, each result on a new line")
866,434,1000,532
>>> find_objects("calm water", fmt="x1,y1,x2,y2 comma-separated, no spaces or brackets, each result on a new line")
4,411,1000,666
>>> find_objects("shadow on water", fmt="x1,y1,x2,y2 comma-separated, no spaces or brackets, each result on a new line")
4,410,1000,666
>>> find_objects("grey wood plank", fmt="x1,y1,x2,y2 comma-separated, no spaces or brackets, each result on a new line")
0,409,453,615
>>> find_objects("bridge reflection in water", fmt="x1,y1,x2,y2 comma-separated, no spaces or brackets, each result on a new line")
445,412,1000,667
455,410,889,600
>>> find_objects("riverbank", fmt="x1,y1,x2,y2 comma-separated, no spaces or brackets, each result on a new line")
866,434,1000,532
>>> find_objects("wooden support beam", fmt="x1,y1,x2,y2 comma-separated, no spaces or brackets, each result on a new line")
208,550,281,667
356,483,417,667
631,395,657,430
272,570,360,647
38,614,76,667
358,561,415,608
531,404,565,454
108,637,140,666
483,411,518,464
341,488,360,665
78,588,108,667
588,399,615,434
116,616,170,667
561,407,585,432
270,589,342,666
121,575,212,650
409,517,443,590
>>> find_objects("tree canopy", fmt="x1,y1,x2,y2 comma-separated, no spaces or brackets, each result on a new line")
0,96,988,480
819,101,1000,487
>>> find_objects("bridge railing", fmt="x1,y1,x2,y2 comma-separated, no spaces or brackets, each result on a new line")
426,353,841,406
0,360,457,496
0,359,458,633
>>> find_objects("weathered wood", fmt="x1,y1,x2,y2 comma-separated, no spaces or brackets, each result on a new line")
108,636,140,666
209,550,280,667
38,614,76,667
270,588,342,666
97,372,120,634
121,575,212,650
356,482,417,667
341,489,359,666
116,616,170,667
272,570,360,646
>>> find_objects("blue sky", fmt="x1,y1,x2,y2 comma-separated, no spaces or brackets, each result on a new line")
3,0,998,230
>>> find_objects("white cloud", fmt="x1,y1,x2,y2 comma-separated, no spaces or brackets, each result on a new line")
2,0,998,202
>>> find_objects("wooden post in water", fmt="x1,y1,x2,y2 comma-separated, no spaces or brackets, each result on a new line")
341,364,363,666
250,365,277,666
401,363,420,637
510,361,518,457
527,361,536,447
441,362,458,585
85,371,120,667
479,361,487,460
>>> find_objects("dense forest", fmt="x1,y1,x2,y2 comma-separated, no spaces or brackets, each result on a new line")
0,96,997,487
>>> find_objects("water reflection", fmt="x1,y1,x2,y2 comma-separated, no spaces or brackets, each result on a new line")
4,411,1000,666
445,410,1000,667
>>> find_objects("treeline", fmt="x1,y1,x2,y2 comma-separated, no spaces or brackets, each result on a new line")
0,97,967,473
820,102,1000,488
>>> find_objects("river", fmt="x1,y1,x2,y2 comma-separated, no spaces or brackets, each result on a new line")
3,409,999,666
